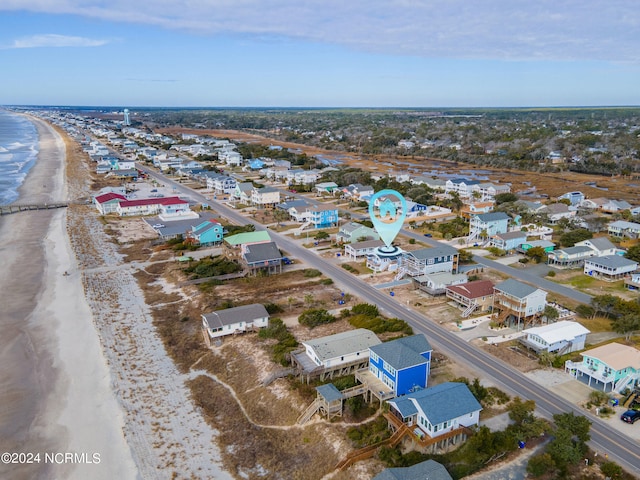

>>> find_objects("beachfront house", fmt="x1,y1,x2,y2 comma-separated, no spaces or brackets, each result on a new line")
241,241,283,275
445,280,495,317
201,303,269,343
116,196,190,217
291,329,381,382
565,342,640,393
387,382,481,439
94,192,127,214
520,321,590,355
583,255,638,281
368,334,432,396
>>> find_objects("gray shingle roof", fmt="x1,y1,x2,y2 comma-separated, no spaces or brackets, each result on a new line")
495,230,527,240
405,245,457,260
586,255,637,269
373,460,453,480
582,237,615,251
370,335,432,370
410,382,482,425
494,278,539,299
474,212,510,222
202,304,269,329
243,241,282,263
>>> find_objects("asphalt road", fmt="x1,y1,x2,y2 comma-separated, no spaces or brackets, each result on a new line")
138,166,639,476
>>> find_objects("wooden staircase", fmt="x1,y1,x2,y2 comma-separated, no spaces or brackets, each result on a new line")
296,399,320,424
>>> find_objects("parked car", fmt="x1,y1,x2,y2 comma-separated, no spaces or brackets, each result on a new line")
423,233,432,237
620,410,640,424
152,224,165,229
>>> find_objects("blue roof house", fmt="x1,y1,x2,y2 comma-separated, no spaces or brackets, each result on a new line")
387,382,482,438
368,335,432,396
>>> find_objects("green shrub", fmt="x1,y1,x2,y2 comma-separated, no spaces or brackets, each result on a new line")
258,318,298,365
264,302,284,314
351,303,380,317
303,268,322,278
546,270,556,277
299,309,336,328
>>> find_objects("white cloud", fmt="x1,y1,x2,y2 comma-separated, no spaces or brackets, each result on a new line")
2,0,639,62
8,34,108,49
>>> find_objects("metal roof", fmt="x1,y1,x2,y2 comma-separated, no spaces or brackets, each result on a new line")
524,321,590,344
316,384,343,403
303,329,381,362
224,231,271,246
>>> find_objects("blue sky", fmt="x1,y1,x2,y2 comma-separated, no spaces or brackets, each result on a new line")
1,1,639,107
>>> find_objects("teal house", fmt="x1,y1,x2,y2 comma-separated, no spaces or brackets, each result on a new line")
565,342,640,393
188,220,224,246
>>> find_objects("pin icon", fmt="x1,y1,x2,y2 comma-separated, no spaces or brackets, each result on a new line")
368,189,407,248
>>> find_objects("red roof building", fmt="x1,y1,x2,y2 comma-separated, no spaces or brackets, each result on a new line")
446,280,495,316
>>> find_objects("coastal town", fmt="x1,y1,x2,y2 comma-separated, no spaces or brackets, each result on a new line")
2,106,639,479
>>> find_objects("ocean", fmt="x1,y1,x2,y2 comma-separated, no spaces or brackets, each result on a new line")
0,110,39,206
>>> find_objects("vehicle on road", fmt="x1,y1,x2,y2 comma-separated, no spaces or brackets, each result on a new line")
423,233,432,237
152,224,165,229
621,410,640,424
150,188,158,192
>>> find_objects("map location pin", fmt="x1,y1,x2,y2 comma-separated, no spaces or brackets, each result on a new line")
368,189,407,248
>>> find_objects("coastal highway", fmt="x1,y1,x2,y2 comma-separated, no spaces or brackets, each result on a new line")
138,166,640,475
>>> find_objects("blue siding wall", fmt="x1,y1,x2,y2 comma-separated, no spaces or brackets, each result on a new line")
396,364,428,395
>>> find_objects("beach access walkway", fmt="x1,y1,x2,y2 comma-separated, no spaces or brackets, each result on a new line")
0,202,68,215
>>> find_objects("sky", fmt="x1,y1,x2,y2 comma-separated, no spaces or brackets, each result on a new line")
1,1,639,108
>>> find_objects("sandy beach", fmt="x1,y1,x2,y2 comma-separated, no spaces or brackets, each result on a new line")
0,113,233,479
0,117,138,479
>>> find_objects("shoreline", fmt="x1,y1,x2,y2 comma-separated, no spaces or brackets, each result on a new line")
0,115,138,479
